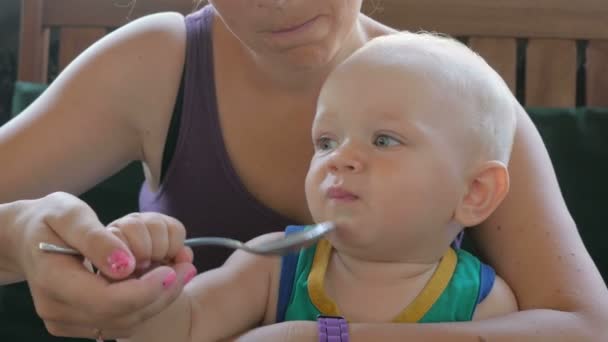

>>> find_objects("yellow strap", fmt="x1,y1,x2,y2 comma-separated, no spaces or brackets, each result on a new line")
307,241,458,322
392,248,457,322
308,239,340,315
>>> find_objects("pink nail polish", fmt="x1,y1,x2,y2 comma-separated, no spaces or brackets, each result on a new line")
107,250,134,274
184,269,197,285
163,271,177,289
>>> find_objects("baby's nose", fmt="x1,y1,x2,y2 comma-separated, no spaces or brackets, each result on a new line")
328,146,364,173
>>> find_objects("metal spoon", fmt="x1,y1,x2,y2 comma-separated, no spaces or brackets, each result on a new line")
38,221,335,257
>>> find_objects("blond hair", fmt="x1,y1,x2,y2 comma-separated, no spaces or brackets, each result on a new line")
362,32,517,164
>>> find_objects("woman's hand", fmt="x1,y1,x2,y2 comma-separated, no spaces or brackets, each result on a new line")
1,192,192,339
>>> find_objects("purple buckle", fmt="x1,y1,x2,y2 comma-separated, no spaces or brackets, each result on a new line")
318,316,349,342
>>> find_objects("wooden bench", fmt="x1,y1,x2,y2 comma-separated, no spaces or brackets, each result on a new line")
18,0,608,107
361,0,608,107
17,0,197,83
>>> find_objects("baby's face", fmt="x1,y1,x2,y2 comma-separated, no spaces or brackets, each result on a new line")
305,52,474,259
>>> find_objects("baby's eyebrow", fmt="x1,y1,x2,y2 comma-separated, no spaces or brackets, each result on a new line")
375,110,404,120
312,112,339,128
373,109,409,120
372,112,412,128
372,112,431,137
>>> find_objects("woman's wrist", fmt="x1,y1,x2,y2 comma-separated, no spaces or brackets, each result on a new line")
0,200,28,284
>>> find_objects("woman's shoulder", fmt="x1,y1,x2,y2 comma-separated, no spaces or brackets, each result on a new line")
104,12,187,55
76,12,187,93
82,12,189,176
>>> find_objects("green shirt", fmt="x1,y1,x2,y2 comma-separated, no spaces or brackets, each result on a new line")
284,239,483,323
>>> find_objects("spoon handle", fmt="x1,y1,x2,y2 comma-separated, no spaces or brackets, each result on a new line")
38,237,245,257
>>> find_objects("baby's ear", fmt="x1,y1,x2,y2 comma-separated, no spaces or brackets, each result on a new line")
453,161,509,227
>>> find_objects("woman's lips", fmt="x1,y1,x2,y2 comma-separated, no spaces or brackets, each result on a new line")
271,15,321,34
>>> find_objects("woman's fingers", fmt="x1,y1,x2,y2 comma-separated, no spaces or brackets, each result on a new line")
78,266,181,318
40,193,136,280
35,263,195,339
125,262,196,323
32,262,187,326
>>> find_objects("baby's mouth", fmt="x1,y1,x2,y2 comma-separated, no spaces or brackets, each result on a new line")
326,187,359,201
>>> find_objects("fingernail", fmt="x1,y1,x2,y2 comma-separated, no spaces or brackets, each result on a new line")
184,268,197,285
107,250,134,274
163,271,177,289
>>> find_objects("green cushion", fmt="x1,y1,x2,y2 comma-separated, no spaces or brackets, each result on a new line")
528,107,608,282
460,107,608,282
10,81,48,118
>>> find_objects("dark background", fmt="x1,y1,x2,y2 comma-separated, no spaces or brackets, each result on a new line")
0,0,20,125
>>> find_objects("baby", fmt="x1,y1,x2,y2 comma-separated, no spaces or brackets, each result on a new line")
115,32,518,341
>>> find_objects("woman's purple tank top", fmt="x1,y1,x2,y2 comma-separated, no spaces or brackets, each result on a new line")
139,6,297,271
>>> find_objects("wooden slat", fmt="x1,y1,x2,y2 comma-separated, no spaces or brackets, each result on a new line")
43,0,198,27
586,40,608,107
17,0,50,83
526,39,577,107
58,28,107,71
364,0,608,40
468,38,517,94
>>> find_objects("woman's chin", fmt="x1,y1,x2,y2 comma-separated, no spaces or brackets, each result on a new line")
281,49,335,70
261,40,339,72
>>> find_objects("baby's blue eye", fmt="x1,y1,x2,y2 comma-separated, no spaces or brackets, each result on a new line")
316,137,338,151
374,134,400,147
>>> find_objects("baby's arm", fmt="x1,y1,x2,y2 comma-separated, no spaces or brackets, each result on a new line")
124,246,281,342
472,274,518,320
109,213,281,342
183,233,282,341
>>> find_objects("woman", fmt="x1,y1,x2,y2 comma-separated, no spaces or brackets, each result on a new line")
0,0,606,340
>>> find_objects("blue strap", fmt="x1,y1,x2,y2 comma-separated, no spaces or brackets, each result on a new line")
477,262,496,304
275,225,307,323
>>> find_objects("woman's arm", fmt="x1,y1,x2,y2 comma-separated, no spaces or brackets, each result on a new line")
0,200,26,283
472,102,608,336
0,12,185,202
0,12,190,339
235,103,608,341
236,310,595,342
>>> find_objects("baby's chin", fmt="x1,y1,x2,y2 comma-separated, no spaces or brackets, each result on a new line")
314,213,355,231
321,216,366,246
